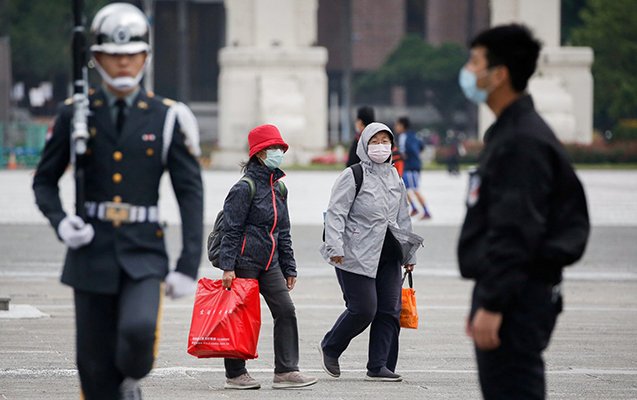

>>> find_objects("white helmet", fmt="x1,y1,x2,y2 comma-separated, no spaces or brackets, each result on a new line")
90,3,150,55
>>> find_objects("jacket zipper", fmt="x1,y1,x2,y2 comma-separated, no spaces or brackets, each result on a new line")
240,234,247,256
265,173,278,270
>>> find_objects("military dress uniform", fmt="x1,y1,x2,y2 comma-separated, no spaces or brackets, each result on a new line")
33,87,203,399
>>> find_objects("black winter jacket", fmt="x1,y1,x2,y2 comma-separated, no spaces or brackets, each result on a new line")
457,95,589,312
219,159,297,277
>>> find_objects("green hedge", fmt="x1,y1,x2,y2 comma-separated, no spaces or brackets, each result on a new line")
435,139,637,165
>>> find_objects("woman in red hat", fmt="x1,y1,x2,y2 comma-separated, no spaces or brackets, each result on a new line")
215,124,317,390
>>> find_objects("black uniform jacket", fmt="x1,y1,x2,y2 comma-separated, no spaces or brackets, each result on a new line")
33,88,203,294
218,159,297,278
457,95,589,312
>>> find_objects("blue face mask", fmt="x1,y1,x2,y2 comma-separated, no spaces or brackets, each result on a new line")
263,148,284,169
458,68,488,104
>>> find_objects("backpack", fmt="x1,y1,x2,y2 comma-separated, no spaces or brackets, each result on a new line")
322,163,363,242
207,176,287,268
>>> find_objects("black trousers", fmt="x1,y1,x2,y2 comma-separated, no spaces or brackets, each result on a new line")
224,265,299,378
74,276,161,400
473,280,562,400
321,233,403,372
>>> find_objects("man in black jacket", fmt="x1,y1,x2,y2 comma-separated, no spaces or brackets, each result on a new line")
345,106,374,167
32,3,203,399
457,24,589,399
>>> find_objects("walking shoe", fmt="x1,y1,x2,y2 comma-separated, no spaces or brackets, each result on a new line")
119,377,142,400
272,371,318,389
317,344,340,377
410,209,419,217
365,367,403,382
421,212,432,220
224,373,261,390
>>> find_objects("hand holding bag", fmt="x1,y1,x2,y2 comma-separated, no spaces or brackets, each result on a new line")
187,277,261,359
400,271,419,329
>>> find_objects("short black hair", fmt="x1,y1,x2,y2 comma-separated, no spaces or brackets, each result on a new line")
397,116,410,130
470,24,541,92
357,106,375,126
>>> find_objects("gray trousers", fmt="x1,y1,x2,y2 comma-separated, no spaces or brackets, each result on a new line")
224,265,300,378
74,276,161,400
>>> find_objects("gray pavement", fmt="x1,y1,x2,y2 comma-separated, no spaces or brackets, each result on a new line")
1,169,637,399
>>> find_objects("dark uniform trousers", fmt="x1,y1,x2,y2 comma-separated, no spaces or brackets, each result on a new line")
224,265,299,378
75,274,161,400
473,280,563,400
321,231,403,372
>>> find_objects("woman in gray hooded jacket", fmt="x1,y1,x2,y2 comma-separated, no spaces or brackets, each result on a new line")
319,122,424,381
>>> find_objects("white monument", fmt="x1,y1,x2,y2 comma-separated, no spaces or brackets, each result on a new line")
480,0,594,144
214,0,328,167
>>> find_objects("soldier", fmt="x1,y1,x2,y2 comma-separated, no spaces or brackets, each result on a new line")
32,3,203,399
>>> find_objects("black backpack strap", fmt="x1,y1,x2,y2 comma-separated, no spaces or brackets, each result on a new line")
349,163,363,198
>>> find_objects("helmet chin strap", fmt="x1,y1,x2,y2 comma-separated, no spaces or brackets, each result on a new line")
92,56,148,92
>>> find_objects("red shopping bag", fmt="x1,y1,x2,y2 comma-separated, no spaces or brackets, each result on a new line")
187,277,261,359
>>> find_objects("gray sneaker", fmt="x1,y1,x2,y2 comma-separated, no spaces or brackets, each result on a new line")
272,371,318,389
119,378,142,400
224,373,261,390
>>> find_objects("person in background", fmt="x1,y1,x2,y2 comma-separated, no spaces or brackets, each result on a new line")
32,3,203,399
394,116,432,219
319,122,424,382
346,106,375,167
457,24,590,399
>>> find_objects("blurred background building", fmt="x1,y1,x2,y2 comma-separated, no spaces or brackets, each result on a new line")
4,0,636,167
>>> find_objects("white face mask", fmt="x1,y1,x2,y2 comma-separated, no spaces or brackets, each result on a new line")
93,55,147,91
367,143,392,163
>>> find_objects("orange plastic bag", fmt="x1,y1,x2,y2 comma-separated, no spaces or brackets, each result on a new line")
400,271,419,329
187,277,261,359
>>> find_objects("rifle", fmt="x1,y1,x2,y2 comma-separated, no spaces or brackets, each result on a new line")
71,0,89,219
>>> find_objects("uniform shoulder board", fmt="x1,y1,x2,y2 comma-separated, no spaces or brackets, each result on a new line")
162,98,176,107
64,97,74,105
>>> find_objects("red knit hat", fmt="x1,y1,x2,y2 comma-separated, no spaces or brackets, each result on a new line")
248,124,289,158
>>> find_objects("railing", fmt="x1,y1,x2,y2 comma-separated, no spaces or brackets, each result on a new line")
0,122,48,169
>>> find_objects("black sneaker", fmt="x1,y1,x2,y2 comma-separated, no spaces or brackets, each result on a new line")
365,367,402,382
317,344,340,378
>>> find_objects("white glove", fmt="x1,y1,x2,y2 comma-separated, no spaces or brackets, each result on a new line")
57,215,95,249
165,271,196,299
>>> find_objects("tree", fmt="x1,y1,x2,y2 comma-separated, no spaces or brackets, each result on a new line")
354,35,467,130
8,0,109,106
571,0,637,129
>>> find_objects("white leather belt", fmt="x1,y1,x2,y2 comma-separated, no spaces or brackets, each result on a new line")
85,201,159,224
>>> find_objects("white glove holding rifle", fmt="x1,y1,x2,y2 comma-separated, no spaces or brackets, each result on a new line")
57,215,95,249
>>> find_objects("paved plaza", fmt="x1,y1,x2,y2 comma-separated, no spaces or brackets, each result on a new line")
1,169,636,399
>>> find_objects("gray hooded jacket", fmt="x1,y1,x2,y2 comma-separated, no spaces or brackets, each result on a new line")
320,122,424,278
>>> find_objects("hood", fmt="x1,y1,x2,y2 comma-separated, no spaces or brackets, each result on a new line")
356,122,395,163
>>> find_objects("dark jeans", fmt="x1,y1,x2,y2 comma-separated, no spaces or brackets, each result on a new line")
321,233,403,372
74,276,161,400
224,265,299,378
473,280,563,400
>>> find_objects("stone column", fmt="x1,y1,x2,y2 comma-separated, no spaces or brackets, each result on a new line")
215,0,328,167
480,0,593,144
